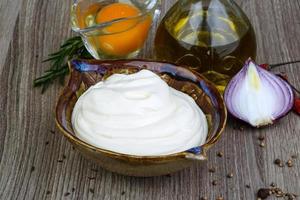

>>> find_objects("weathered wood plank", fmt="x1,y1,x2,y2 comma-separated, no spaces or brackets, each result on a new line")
0,0,23,75
0,0,299,200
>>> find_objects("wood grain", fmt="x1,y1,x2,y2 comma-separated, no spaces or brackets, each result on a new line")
0,0,299,199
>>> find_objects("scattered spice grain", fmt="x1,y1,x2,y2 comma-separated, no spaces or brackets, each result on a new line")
217,152,223,157
64,192,70,197
258,135,265,141
209,167,216,173
274,159,281,165
227,173,233,178
212,180,218,186
259,142,265,148
30,166,35,173
291,154,298,159
257,188,271,199
274,159,284,167
270,183,276,187
286,159,293,167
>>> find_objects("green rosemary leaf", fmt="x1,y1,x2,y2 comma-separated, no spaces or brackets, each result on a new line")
42,56,59,63
48,52,62,57
60,36,82,48
34,36,90,93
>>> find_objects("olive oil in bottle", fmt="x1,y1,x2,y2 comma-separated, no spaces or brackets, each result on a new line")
155,0,256,91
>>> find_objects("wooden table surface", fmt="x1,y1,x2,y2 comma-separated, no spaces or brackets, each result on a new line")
0,0,299,199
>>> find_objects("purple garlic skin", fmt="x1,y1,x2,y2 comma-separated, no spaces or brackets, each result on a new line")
224,59,294,127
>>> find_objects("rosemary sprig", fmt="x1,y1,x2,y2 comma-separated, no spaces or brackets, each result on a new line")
33,36,92,93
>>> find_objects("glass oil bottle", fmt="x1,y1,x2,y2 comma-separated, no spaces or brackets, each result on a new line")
155,0,256,91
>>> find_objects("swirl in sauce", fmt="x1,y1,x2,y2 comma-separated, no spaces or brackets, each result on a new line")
72,70,208,156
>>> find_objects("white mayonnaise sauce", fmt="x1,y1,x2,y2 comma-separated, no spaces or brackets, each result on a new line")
72,70,208,156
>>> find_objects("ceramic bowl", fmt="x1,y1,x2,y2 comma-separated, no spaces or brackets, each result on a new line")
55,59,227,177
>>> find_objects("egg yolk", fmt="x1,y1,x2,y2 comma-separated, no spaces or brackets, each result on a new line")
96,3,151,56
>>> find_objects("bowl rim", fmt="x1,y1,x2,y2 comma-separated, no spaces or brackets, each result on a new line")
55,59,227,161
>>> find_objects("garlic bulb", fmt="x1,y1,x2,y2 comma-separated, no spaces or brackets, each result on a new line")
224,59,294,127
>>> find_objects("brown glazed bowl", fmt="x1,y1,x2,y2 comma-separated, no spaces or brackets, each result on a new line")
55,59,227,177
